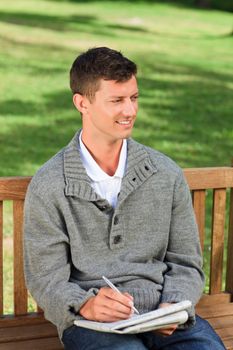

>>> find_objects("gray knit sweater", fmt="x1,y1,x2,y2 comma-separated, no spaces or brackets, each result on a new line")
24,131,205,340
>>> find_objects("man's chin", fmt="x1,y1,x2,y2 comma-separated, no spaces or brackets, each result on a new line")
122,129,134,139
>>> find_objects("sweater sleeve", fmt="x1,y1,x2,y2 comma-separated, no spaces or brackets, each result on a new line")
160,168,205,324
23,185,97,338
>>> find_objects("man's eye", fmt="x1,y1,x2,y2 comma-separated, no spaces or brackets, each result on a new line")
131,96,139,101
112,99,121,103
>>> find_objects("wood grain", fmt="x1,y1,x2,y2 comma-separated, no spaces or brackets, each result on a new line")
192,190,206,250
0,177,31,201
0,167,232,349
13,200,28,315
0,201,3,316
184,167,233,190
210,189,226,294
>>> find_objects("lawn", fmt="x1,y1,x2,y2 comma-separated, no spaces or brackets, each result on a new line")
0,0,232,314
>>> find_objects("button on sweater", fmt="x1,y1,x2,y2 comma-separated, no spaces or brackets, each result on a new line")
23,130,205,340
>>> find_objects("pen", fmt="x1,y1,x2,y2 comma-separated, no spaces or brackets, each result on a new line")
102,276,140,315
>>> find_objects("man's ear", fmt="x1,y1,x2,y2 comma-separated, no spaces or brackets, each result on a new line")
73,93,88,114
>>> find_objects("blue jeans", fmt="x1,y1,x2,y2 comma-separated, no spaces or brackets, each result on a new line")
62,315,226,350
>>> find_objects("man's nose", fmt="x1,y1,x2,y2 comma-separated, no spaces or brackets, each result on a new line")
122,99,137,117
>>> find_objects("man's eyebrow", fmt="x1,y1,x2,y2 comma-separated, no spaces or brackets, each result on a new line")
108,92,139,98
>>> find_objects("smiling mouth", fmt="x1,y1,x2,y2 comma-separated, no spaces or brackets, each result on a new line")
116,120,132,125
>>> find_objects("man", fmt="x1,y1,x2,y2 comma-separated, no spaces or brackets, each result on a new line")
24,47,226,349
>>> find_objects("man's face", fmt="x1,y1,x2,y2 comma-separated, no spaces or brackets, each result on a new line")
82,75,138,144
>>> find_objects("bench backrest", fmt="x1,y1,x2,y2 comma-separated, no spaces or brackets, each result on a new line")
0,167,233,317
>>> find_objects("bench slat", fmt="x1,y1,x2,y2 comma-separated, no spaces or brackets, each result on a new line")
217,336,233,350
196,302,233,319
0,314,49,327
184,168,233,190
192,190,206,250
210,188,226,294
0,177,31,201
0,337,63,350
216,327,233,341
13,200,28,315
222,339,233,350
0,201,3,315
209,315,233,330
226,187,233,294
0,322,58,343
198,292,232,306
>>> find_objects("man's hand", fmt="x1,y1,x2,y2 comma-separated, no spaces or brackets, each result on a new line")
79,287,134,322
153,303,178,336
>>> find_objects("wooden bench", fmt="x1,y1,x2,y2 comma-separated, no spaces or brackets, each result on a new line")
0,165,233,349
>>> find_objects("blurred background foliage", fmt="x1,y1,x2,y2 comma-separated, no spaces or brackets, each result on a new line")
55,0,233,12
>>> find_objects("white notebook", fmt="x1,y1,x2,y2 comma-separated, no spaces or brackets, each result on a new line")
74,300,191,334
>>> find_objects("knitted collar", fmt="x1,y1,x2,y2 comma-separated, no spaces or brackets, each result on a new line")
63,130,157,206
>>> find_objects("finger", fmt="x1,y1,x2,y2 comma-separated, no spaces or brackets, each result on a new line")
159,303,172,309
95,289,133,318
100,287,134,308
160,329,175,336
101,306,133,321
102,296,133,316
99,288,135,320
123,292,134,301
95,312,131,322
154,324,178,336
80,293,133,323
91,300,133,322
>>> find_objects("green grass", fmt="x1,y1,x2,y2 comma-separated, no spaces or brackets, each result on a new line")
0,0,232,175
0,0,232,314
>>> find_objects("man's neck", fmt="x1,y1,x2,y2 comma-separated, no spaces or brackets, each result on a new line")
80,134,123,176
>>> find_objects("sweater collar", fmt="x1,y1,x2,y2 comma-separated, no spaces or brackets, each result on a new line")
63,130,157,204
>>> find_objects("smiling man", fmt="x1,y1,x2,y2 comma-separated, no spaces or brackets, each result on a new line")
73,74,138,176
24,47,226,350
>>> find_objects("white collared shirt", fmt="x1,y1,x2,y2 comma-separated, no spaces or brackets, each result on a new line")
79,132,127,208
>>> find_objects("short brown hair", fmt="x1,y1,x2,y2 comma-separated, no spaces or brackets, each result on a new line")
70,47,137,102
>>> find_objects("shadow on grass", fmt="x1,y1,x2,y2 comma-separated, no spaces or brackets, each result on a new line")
135,59,233,166
0,12,96,31
0,91,73,117
0,33,76,56
1,52,232,176
0,11,148,36
0,121,79,176
1,9,231,43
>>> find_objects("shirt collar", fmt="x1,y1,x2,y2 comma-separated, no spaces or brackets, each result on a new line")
79,131,127,182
